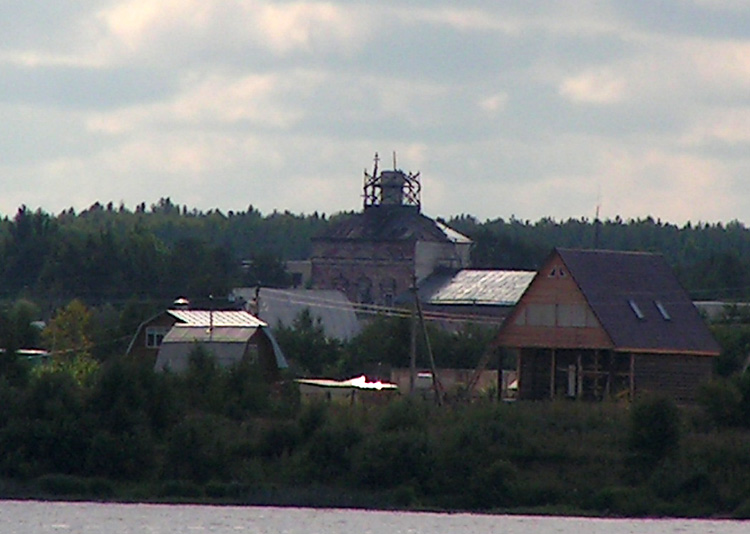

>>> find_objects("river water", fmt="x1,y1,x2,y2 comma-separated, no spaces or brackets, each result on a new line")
0,501,746,534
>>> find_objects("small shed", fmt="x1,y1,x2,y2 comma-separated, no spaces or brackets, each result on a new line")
494,248,720,403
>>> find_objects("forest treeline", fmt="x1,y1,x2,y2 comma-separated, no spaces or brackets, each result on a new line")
3,199,750,310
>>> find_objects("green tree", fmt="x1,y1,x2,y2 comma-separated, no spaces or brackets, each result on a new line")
40,299,99,384
274,309,344,376
628,396,681,466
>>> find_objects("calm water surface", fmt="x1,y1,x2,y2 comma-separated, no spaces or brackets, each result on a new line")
0,501,746,534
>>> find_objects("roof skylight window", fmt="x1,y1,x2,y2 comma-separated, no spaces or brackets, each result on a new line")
628,299,645,320
655,300,671,320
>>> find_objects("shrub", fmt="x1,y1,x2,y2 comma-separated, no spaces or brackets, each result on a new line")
304,420,363,482
158,479,204,498
86,429,156,480
353,429,435,490
256,421,302,460
376,398,429,433
469,459,518,509
36,474,88,496
733,497,750,519
698,379,742,427
87,477,115,498
163,414,234,483
628,396,681,464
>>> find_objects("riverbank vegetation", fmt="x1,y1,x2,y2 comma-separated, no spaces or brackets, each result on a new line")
1,348,750,518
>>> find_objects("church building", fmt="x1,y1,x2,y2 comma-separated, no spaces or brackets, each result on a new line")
310,154,472,307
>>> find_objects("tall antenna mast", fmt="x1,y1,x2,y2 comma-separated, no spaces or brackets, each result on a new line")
593,184,602,249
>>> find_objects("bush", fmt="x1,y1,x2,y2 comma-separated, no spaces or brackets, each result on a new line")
733,497,750,519
304,420,363,482
699,379,742,427
377,398,429,433
87,477,115,498
86,430,156,480
158,479,204,498
36,474,88,496
353,429,435,490
589,486,655,516
628,396,681,465
468,459,518,510
163,414,234,483
256,421,302,459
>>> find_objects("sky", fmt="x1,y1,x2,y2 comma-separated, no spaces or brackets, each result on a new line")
3,1,750,225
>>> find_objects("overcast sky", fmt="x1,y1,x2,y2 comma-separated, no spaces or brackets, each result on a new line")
3,1,750,224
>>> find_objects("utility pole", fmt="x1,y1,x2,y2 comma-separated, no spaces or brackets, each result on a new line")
208,294,214,342
409,277,418,396
413,282,443,406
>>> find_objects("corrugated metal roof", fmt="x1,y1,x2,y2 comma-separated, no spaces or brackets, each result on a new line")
167,309,267,328
162,325,258,344
233,288,361,341
435,220,473,245
425,270,535,306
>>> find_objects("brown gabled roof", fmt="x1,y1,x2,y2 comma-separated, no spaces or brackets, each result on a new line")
557,248,720,356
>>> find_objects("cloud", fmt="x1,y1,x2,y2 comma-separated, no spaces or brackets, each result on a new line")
96,0,368,65
559,69,626,104
3,1,750,226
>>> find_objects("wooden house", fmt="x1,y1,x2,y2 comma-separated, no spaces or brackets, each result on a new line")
494,248,720,403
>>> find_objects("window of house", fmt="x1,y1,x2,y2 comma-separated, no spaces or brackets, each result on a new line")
146,326,169,348
548,266,566,278
527,304,556,326
557,304,586,327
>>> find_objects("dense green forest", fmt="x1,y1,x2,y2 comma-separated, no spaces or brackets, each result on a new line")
3,199,750,311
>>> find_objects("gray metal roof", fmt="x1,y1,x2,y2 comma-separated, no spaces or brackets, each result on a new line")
233,287,362,341
167,309,267,328
422,269,535,306
163,325,258,344
435,220,473,245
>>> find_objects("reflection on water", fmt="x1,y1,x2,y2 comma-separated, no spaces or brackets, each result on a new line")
0,501,746,534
